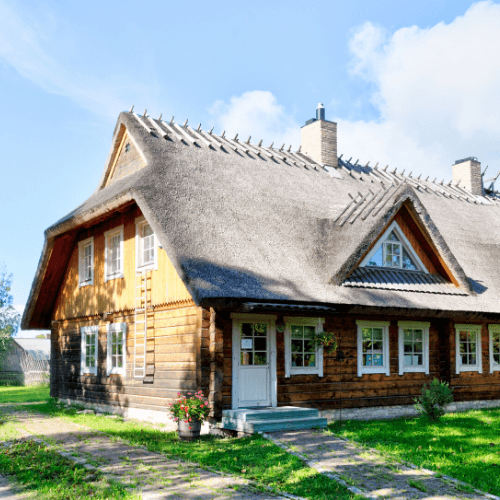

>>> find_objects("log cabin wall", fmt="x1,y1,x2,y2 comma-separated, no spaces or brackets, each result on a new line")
50,304,207,414
50,204,209,416
219,313,500,415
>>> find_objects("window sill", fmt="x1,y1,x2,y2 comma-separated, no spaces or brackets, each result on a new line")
289,367,321,376
400,367,428,374
457,366,481,373
80,370,97,376
78,281,94,288
107,370,125,376
104,273,124,283
136,263,156,272
358,367,389,377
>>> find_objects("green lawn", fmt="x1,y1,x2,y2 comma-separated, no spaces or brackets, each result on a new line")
0,385,50,403
329,408,500,496
28,400,361,500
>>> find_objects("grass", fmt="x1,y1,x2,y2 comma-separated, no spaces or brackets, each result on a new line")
0,439,138,500
0,385,50,403
26,400,362,500
329,408,500,496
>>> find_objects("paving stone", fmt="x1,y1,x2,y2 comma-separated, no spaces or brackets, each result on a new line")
270,429,497,500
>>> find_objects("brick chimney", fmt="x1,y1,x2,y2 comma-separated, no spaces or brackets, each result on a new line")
452,157,483,195
301,104,338,168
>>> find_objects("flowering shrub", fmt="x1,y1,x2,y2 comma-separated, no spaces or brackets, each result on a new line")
168,391,211,423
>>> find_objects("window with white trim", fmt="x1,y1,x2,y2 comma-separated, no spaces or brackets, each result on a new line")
284,317,324,377
107,323,127,376
104,226,124,282
80,325,98,375
398,321,430,375
488,325,500,373
78,237,94,287
360,221,428,272
136,217,157,270
455,324,482,374
357,320,390,377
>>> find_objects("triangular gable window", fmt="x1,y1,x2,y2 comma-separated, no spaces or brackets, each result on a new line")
360,221,428,273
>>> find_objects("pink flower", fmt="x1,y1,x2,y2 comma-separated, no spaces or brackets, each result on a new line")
189,426,192,430
177,393,180,396
188,418,192,422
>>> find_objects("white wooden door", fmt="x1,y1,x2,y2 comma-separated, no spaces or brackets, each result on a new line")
232,314,277,409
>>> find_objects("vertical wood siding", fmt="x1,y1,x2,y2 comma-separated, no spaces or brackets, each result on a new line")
105,131,146,186
53,206,192,320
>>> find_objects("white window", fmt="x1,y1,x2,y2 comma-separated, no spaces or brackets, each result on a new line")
398,321,430,375
78,237,94,287
455,324,482,374
489,325,500,373
284,317,324,377
356,320,390,377
360,221,428,272
80,325,98,375
104,226,124,282
135,217,157,270
107,323,127,376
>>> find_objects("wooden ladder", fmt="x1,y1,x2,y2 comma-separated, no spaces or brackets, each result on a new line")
133,270,153,380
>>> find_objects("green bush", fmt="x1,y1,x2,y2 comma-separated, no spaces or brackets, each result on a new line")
414,378,453,421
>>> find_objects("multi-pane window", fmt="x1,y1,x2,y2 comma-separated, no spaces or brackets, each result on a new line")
80,326,98,375
136,218,157,270
240,323,267,366
104,227,124,281
291,325,316,368
398,321,430,375
107,323,126,375
356,321,390,376
362,221,424,272
489,325,500,373
361,327,384,367
284,317,324,377
455,324,482,374
78,237,94,287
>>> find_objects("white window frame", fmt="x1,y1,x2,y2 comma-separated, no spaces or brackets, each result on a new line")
455,324,482,374
356,320,390,377
488,325,500,373
106,322,127,376
80,325,98,375
284,317,324,378
135,216,158,271
359,220,428,273
398,321,430,375
104,226,124,282
78,237,94,287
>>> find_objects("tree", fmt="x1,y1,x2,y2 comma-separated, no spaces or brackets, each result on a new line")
0,268,21,369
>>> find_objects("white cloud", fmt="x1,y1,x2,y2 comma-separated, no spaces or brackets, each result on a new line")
341,1,500,179
0,1,144,117
209,91,301,150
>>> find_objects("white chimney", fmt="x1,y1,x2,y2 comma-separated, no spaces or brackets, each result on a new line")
452,157,483,195
300,104,338,168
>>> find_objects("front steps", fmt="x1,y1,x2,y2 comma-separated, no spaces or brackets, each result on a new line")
220,406,328,434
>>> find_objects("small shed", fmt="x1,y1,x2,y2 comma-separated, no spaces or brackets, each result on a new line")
2,338,51,386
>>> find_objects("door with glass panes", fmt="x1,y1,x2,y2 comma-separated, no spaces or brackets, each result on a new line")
232,316,275,408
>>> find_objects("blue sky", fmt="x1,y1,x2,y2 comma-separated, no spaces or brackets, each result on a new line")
1,0,499,336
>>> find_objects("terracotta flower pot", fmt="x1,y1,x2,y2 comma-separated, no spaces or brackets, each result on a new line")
177,419,202,441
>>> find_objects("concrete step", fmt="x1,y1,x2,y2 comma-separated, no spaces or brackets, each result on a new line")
222,406,319,422
220,416,328,433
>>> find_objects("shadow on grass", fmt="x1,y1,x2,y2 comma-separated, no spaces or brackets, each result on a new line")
24,401,361,500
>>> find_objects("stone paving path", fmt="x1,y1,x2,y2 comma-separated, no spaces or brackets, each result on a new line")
0,407,291,500
269,429,498,500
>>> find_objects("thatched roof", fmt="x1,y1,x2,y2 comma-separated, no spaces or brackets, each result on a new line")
22,111,500,329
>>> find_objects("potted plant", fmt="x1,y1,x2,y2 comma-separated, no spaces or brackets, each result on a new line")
311,330,338,353
169,391,211,441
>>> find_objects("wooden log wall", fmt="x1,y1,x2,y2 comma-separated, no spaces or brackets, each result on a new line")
53,205,192,321
50,303,209,413
218,314,500,414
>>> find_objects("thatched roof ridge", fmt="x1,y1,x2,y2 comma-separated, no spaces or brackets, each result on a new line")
21,110,500,329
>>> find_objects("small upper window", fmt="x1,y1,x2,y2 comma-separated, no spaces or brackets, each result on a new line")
455,324,482,374
78,237,94,287
360,221,427,272
104,226,124,282
136,217,157,270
